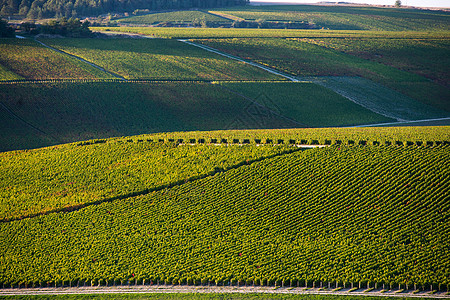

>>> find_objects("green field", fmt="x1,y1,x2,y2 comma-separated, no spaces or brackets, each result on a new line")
0,39,112,80
211,5,450,31
0,137,448,287
219,82,393,126
197,38,450,112
117,10,230,25
93,27,449,39
40,38,279,80
300,37,450,87
0,81,400,152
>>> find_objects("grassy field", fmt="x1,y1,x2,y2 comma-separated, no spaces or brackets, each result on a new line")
40,38,280,80
0,141,448,287
197,38,450,112
0,39,112,80
117,10,230,25
211,5,450,31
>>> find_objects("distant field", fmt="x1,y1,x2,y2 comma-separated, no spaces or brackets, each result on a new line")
0,39,111,80
196,38,450,112
300,37,450,87
0,294,433,300
1,142,448,288
41,38,279,80
93,27,448,39
212,5,450,31
117,10,230,25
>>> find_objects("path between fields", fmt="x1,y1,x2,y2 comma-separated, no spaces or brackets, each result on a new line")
1,286,449,298
179,40,449,123
33,38,127,81
179,39,301,82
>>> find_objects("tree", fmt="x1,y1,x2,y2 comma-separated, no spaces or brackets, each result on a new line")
395,0,401,7
0,17,15,37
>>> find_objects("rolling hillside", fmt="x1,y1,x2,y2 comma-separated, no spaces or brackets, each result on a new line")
0,127,449,289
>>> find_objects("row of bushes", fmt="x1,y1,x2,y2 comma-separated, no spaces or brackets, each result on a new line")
3,278,449,292
101,138,450,147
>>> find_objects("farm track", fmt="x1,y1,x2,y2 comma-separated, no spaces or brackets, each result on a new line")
33,38,127,81
0,286,449,298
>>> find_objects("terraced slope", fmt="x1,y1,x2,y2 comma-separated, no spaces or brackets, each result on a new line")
0,143,448,288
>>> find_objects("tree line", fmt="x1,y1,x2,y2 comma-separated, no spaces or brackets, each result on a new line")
0,0,248,19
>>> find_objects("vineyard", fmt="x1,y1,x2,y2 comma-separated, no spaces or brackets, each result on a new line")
40,38,280,81
211,5,450,31
116,10,230,26
0,141,448,289
0,39,111,80
298,37,450,87
0,294,431,300
0,81,401,152
196,37,450,112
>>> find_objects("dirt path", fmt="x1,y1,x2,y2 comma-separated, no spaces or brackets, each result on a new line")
33,38,127,81
179,39,301,82
0,286,448,298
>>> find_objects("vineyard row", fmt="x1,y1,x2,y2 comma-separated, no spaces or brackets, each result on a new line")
2,276,449,293
77,138,450,147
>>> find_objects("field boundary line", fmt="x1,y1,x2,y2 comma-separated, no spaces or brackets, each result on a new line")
33,38,127,81
1,147,303,223
0,286,448,298
179,39,301,82
347,117,450,127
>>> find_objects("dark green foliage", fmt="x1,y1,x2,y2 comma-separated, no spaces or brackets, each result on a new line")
0,17,14,37
41,17,92,37
0,0,249,19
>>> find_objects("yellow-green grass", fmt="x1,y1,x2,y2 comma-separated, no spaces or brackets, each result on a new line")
0,39,112,80
40,38,281,80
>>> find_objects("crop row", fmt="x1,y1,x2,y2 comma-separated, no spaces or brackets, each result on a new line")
0,39,110,80
86,137,449,147
0,142,292,220
0,145,448,287
40,38,279,81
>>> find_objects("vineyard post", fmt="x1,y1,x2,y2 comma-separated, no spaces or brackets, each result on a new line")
336,280,338,288
351,282,353,289
359,281,361,289
375,282,377,289
414,283,416,290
